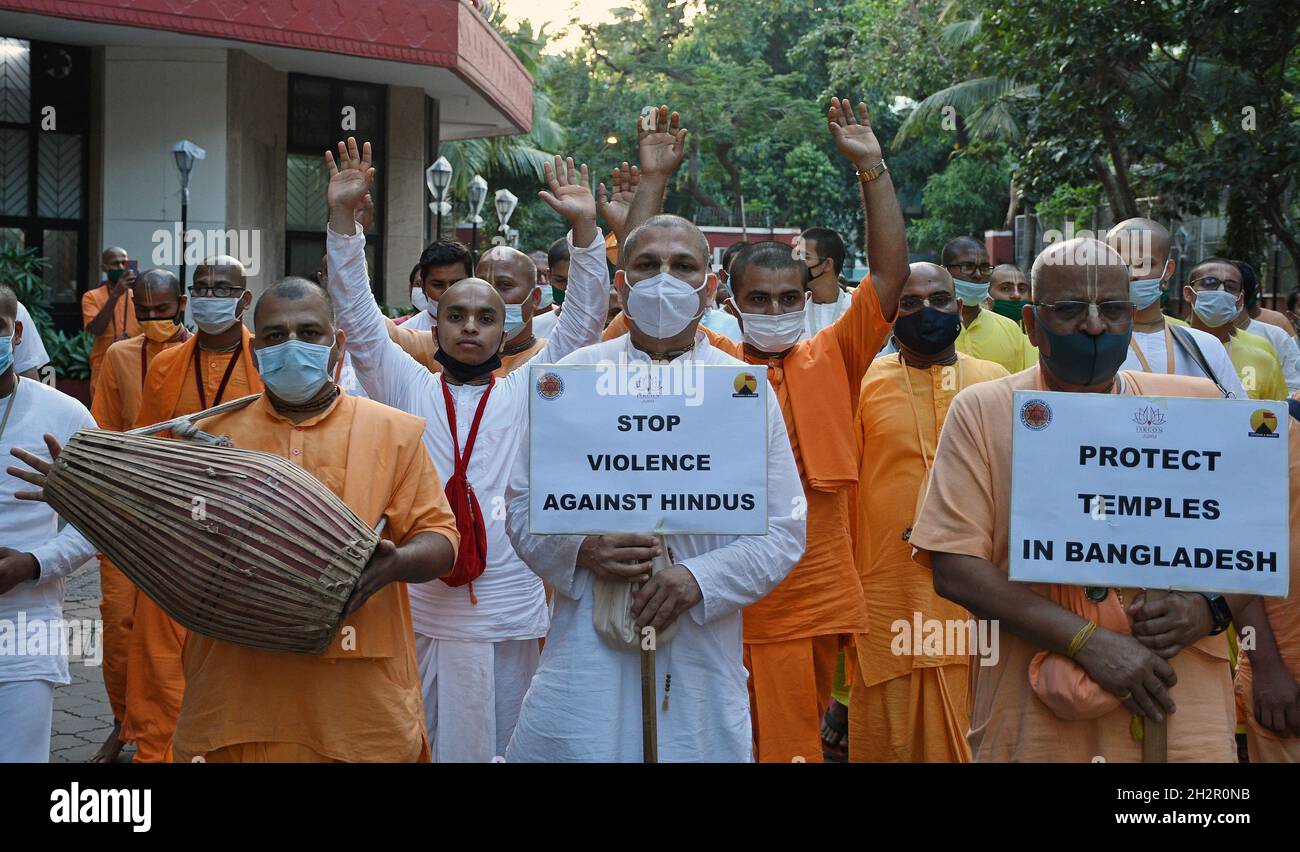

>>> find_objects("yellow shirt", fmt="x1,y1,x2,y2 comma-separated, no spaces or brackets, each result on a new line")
1229,330,1288,400
955,308,1038,374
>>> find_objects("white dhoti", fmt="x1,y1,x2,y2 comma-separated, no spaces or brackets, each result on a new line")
0,680,55,762
415,635,539,762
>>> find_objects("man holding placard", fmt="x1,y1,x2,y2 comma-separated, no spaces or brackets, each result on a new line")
502,215,806,762
910,237,1269,762
322,138,612,761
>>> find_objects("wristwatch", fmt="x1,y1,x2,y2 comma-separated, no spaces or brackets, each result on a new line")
857,159,888,183
1199,592,1232,636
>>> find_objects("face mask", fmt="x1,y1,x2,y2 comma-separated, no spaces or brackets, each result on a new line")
539,285,554,309
190,296,241,334
625,271,708,338
990,299,1028,323
257,339,334,404
1190,289,1240,328
504,303,527,335
0,335,12,375
953,278,989,307
552,288,565,307
729,299,805,352
141,317,181,343
1128,258,1167,310
434,345,501,383
411,286,432,315
106,268,125,284
1033,308,1132,386
894,306,962,355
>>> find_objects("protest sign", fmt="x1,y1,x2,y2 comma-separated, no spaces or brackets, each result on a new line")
527,361,769,535
1009,391,1289,596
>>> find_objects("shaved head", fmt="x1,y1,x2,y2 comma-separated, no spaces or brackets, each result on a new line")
436,276,507,366
0,282,15,322
193,255,247,290
1107,217,1170,279
623,215,711,269
1031,238,1129,303
904,261,954,294
102,246,127,264
134,268,181,301
941,236,987,266
255,277,334,326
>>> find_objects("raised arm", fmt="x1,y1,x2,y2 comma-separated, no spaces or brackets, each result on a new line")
828,97,908,321
621,105,686,241
530,156,611,365
596,162,640,243
324,137,430,410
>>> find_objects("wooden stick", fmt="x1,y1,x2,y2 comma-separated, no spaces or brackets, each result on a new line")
1142,588,1168,764
641,646,658,763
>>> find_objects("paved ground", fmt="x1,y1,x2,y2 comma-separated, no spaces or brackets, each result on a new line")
51,562,135,763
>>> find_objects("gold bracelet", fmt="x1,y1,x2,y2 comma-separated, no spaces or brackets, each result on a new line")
857,159,888,183
1067,621,1098,658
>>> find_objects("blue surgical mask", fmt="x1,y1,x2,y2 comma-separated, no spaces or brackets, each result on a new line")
1129,257,1168,309
256,339,334,403
190,296,241,334
1191,289,1240,328
504,303,527,335
953,278,990,307
539,285,555,309
0,335,12,375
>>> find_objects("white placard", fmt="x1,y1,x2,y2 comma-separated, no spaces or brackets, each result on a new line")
527,362,769,535
1009,390,1289,596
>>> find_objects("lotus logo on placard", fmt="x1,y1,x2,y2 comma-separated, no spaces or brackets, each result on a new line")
732,372,759,398
535,372,564,400
1132,405,1166,437
1248,408,1279,438
1019,398,1053,431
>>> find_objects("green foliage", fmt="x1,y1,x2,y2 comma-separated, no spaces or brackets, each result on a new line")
0,244,53,344
907,154,1011,254
1034,184,1103,233
46,329,92,381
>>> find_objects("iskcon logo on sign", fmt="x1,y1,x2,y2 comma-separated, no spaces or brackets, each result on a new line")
1132,405,1167,438
732,372,759,398
1248,408,1279,438
536,372,564,401
1019,399,1052,431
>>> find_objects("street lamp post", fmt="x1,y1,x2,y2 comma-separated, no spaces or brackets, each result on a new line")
425,156,452,241
467,174,488,261
171,140,206,288
495,189,519,246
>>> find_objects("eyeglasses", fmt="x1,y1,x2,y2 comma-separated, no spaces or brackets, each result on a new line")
1032,300,1134,325
191,286,244,298
899,293,956,312
1188,276,1242,294
945,262,993,278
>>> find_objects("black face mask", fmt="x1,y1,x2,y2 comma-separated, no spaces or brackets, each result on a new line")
894,306,962,355
434,346,501,383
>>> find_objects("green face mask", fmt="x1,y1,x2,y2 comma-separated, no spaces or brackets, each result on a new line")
991,298,1028,323
106,268,125,284
552,288,565,306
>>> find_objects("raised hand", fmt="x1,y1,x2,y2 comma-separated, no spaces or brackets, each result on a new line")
325,137,375,225
637,105,686,177
597,162,640,237
539,156,597,246
828,97,883,169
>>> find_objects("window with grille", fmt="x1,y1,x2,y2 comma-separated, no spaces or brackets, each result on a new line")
0,37,90,333
285,74,386,298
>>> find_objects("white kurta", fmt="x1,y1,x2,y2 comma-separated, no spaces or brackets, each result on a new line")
531,307,558,339
1247,318,1300,393
502,333,806,762
0,377,98,687
804,288,851,339
402,309,437,333
327,222,609,758
1120,322,1246,398
13,301,49,374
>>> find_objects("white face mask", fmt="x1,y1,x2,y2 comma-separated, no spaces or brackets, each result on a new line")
410,286,438,322
624,271,709,339
729,298,806,352
189,296,241,334
539,284,554,309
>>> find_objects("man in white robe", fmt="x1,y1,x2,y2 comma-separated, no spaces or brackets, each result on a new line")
503,214,807,762
324,140,609,761
0,283,98,762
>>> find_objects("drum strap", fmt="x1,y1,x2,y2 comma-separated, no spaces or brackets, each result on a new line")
193,342,243,410
0,376,20,441
438,375,496,604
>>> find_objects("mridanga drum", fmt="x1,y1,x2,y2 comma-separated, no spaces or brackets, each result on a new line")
44,427,379,655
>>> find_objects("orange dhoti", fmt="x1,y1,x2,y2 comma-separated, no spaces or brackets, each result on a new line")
172,740,427,763
98,557,137,723
848,665,971,762
744,634,840,763
121,595,187,762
